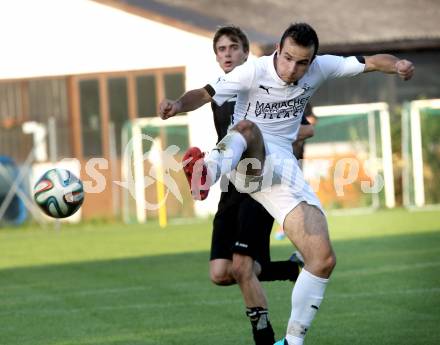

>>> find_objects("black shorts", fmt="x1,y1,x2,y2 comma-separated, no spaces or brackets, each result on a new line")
210,180,274,264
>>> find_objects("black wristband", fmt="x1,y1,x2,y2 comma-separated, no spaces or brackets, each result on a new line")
356,55,366,64
204,84,216,97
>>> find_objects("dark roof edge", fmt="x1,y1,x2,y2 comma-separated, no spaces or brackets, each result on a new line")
260,38,440,56
320,38,440,54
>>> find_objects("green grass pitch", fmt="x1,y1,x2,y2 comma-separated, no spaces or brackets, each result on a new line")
0,208,439,345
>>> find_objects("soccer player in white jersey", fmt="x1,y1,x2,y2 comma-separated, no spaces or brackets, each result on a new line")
209,25,309,345
159,23,414,345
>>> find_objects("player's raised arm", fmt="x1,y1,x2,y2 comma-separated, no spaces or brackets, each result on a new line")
159,87,212,119
363,54,415,80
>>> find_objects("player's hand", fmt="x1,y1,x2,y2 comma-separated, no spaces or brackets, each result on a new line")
395,59,414,81
159,99,181,119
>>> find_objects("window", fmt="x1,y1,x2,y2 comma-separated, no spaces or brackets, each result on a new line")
28,79,70,157
79,79,102,157
164,73,185,100
136,75,157,117
74,67,186,159
108,77,128,154
0,78,71,161
28,79,68,122
0,82,22,124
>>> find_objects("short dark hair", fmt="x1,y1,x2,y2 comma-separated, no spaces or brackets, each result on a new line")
279,23,319,59
213,25,249,54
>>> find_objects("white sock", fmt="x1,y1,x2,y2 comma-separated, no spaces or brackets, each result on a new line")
285,269,329,345
205,130,247,185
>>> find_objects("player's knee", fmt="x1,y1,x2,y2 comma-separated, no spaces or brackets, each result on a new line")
315,252,336,277
325,252,337,273
231,257,254,283
210,269,234,286
233,119,255,132
232,120,260,141
230,265,249,283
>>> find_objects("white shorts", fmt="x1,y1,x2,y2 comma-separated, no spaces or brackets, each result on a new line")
229,134,323,226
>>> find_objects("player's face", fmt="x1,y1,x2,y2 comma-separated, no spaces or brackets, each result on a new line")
215,35,248,73
275,37,314,84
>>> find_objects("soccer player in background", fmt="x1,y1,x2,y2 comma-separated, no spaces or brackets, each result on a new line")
160,23,414,345
208,26,311,345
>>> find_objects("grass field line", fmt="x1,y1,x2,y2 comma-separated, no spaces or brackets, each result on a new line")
0,281,205,297
0,285,153,302
0,282,51,291
0,283,151,292
1,287,439,317
0,284,216,306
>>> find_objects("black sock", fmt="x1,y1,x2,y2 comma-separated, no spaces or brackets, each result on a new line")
246,307,275,345
258,261,300,282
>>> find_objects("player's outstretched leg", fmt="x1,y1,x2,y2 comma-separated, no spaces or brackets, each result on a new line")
281,203,336,345
205,120,266,187
182,120,265,200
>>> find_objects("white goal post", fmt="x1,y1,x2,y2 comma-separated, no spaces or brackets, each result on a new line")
402,99,440,208
121,115,190,225
307,102,395,210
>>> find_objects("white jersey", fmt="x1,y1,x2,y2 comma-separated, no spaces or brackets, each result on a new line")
209,52,365,148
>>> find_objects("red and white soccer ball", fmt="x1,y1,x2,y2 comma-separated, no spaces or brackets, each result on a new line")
33,168,84,218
